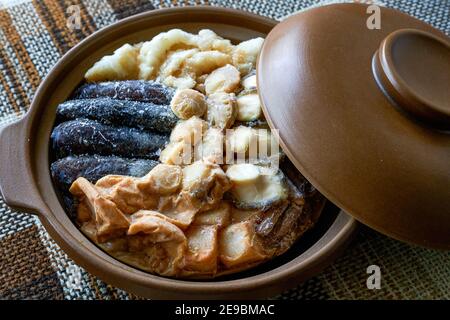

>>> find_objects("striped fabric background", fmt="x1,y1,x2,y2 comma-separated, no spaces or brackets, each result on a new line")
0,0,449,299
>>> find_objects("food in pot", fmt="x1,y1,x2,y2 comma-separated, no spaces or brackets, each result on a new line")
231,37,265,75
51,118,169,159
138,29,234,85
225,163,260,184
50,155,158,218
226,164,288,210
170,89,207,120
236,89,262,122
162,50,232,89
194,127,224,164
241,70,257,90
73,80,174,105
56,98,178,133
204,64,241,95
192,201,231,227
169,116,208,145
51,155,158,192
205,92,238,130
84,44,140,82
226,125,255,154
49,29,324,279
226,125,279,160
160,141,190,165
84,29,262,88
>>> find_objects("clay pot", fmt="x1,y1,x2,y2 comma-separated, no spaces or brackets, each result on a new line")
0,6,357,299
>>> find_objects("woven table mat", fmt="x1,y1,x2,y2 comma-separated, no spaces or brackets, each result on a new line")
0,0,449,300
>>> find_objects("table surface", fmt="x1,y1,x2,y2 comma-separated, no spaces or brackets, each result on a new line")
0,0,449,300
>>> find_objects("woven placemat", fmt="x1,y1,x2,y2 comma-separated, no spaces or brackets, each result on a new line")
0,0,449,300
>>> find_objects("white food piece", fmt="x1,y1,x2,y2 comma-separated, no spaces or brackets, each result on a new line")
226,125,256,154
160,50,231,90
226,163,260,185
160,141,191,165
236,92,262,121
197,29,234,54
186,51,231,77
232,37,264,76
181,161,229,193
85,44,139,82
229,167,288,209
171,88,207,120
138,29,198,79
146,164,182,194
185,225,219,273
219,221,266,268
159,49,199,89
180,161,231,212
204,64,241,95
163,76,197,90
226,126,279,159
182,161,213,191
159,49,198,79
194,127,224,164
206,92,237,130
241,74,257,90
194,74,208,94
138,29,234,81
170,116,208,145
193,201,231,228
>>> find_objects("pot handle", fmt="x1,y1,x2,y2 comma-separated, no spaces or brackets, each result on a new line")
0,118,44,215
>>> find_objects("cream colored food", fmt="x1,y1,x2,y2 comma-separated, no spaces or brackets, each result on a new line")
170,88,207,119
236,89,262,121
226,125,255,154
227,165,289,210
225,163,260,184
74,29,321,278
241,71,257,90
194,128,224,164
205,92,238,130
204,64,241,95
85,44,140,82
85,29,263,88
170,116,208,145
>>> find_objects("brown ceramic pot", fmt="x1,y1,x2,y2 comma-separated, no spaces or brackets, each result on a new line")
0,7,357,299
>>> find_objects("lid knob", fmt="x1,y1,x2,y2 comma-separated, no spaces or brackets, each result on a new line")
372,29,450,130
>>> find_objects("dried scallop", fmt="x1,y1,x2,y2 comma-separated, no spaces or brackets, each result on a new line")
170,89,207,120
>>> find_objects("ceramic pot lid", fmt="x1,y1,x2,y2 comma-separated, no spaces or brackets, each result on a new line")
257,3,450,249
